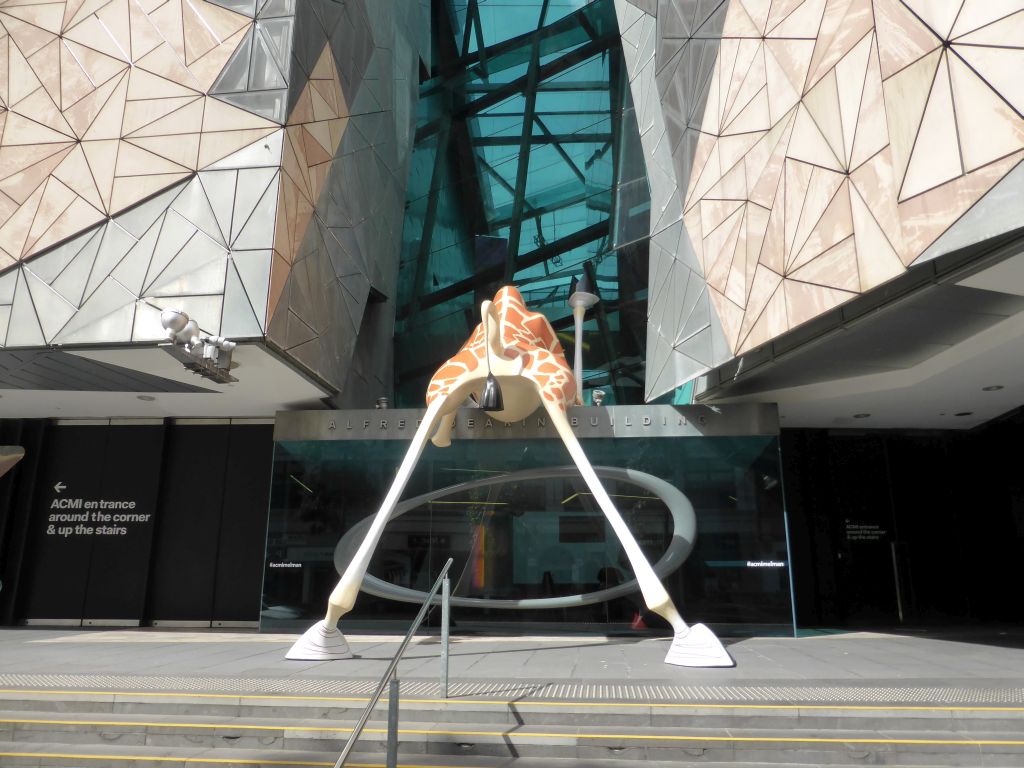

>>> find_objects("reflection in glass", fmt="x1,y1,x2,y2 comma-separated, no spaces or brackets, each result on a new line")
395,0,650,406
262,433,793,634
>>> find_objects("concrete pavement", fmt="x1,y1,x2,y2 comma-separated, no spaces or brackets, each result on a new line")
1,626,1022,703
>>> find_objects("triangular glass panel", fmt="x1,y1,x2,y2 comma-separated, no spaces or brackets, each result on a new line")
232,174,280,249
221,261,264,338
206,128,284,170
171,177,229,247
232,249,272,330
6,270,46,346
208,0,257,18
211,27,254,94
147,232,228,297
82,224,136,303
230,167,278,242
198,170,239,242
24,268,76,341
112,224,161,297
53,276,136,344
114,181,189,239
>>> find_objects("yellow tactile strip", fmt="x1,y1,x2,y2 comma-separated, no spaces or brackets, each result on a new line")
2,688,1024,713
2,674,1024,704
2,713,1024,747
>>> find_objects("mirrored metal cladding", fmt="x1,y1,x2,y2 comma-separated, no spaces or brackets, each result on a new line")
4,0,1023,407
616,0,1024,400
0,0,420,397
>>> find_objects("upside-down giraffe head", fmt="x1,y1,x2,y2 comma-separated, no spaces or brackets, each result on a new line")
426,287,578,429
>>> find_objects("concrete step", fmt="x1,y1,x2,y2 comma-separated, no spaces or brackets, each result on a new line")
2,689,1023,733
0,738,1022,767
1,710,1023,765
0,742,686,768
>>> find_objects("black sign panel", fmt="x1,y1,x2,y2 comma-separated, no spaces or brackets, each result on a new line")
22,427,106,620
82,426,164,621
22,424,164,623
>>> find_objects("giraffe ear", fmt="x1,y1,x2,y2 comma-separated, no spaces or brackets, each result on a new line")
479,299,497,330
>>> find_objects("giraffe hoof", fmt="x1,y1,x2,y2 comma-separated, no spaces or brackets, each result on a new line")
664,623,734,667
286,620,352,660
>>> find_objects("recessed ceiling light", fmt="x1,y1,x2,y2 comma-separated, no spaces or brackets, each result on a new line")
955,411,973,417
137,395,156,402
853,413,870,419
982,385,1004,391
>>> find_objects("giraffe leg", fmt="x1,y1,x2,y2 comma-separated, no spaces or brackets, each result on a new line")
541,398,733,667
286,399,447,660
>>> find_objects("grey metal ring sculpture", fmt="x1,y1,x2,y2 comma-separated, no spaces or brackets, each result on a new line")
333,465,696,609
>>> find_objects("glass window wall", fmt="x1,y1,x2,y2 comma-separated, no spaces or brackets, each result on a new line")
262,428,792,635
396,0,650,406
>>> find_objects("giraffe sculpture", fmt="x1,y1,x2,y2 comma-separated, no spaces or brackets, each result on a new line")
287,286,733,667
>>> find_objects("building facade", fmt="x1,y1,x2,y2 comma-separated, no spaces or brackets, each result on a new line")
0,0,1022,632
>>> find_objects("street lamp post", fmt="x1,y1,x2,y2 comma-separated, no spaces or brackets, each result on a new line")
568,273,599,404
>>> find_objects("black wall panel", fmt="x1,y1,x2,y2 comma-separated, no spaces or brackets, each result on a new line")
146,426,230,622
0,419,47,625
82,425,166,621
21,427,108,620
18,424,166,623
0,419,273,627
212,425,274,622
781,412,1024,628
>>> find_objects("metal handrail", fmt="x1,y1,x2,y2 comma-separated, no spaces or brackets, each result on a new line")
335,557,454,768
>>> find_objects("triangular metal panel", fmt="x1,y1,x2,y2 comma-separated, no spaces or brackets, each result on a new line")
53,277,136,344
171,176,229,247
7,270,46,347
231,173,280,249
221,261,264,338
51,229,103,308
0,305,11,347
207,129,283,170
230,167,278,242
22,226,97,284
916,158,1024,264
0,272,16,304
112,224,161,297
83,224,137,304
207,0,257,18
147,232,229,297
232,249,272,331
115,183,190,239
23,268,76,342
198,170,239,243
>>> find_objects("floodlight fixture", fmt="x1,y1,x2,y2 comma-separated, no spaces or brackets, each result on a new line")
158,309,238,383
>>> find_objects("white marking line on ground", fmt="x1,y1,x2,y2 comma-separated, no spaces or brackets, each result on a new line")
31,632,616,644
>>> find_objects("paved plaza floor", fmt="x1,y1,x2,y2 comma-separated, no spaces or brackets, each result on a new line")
1,626,1022,703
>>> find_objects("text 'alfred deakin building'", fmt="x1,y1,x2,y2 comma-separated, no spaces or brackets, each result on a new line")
0,0,1021,633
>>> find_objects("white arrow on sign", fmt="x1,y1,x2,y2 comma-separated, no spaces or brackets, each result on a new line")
54,482,66,493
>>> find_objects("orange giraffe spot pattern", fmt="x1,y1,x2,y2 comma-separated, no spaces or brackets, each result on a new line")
426,286,577,412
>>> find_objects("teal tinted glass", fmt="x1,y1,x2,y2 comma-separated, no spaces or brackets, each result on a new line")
396,0,650,406
263,431,793,633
